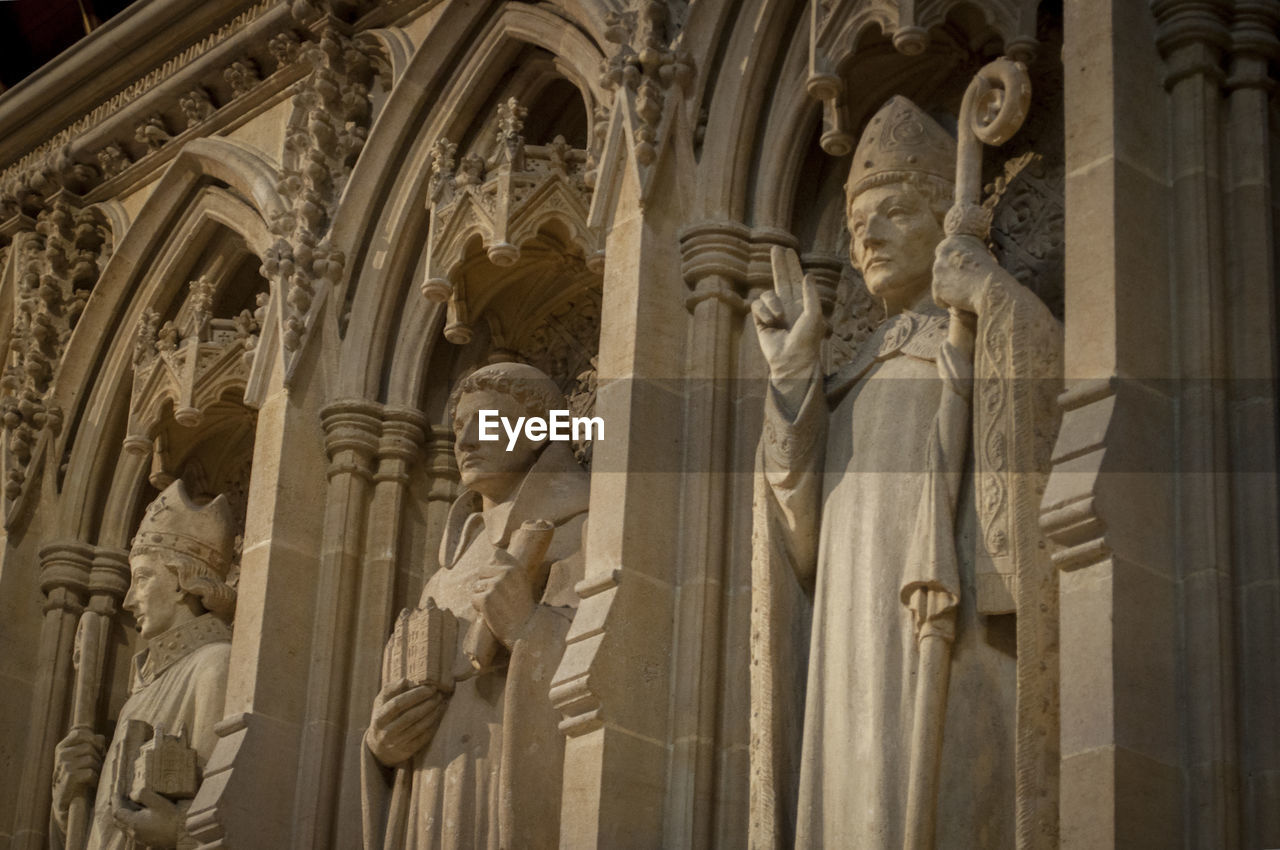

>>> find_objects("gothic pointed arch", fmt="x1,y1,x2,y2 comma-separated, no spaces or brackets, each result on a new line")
43,141,277,542
328,1,610,407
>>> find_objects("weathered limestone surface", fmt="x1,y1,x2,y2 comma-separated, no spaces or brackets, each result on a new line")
0,1,1273,849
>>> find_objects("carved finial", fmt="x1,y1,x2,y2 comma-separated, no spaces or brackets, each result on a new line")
597,0,693,172
430,138,457,177
495,98,528,168
429,138,458,202
187,275,216,337
134,309,161,365
496,97,528,143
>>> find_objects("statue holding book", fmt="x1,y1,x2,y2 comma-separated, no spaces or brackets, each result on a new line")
361,362,589,850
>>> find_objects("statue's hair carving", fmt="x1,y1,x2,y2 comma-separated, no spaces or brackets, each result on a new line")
446,364,566,425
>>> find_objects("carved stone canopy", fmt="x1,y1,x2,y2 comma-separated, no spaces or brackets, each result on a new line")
129,274,262,443
421,97,604,345
808,0,1041,155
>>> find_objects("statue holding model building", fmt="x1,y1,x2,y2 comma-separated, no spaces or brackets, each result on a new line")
52,481,237,850
360,362,589,850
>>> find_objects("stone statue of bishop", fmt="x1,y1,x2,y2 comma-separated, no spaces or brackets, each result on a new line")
749,96,1062,848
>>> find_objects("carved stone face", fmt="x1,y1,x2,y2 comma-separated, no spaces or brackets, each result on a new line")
847,182,944,313
123,551,190,639
453,388,542,505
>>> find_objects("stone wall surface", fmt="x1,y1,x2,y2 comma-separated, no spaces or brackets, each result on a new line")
0,0,1274,848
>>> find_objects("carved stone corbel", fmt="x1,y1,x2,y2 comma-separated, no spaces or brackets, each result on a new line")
223,59,262,98
134,116,172,151
179,88,218,129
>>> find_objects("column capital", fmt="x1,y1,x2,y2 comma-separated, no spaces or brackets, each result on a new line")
1152,0,1232,86
320,399,382,466
37,541,94,606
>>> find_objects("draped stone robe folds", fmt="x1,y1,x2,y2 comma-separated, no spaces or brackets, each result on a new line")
361,443,588,850
749,288,1062,849
79,614,231,850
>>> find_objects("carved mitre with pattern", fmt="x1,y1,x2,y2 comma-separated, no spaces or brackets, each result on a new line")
131,480,236,580
845,95,956,204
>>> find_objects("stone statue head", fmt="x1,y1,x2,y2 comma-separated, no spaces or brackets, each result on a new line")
126,480,237,637
447,362,566,504
845,96,956,312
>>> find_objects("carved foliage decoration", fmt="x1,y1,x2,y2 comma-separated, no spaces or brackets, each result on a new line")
0,199,111,525
825,263,885,374
808,0,1041,155
600,1,694,164
518,293,601,466
261,18,387,376
590,0,695,201
422,98,602,344
0,0,278,208
130,276,262,444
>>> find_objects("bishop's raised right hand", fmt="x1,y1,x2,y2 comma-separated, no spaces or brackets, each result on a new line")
753,246,826,409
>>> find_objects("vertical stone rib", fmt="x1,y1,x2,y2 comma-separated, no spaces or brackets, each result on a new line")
9,547,90,850
1223,3,1280,845
668,254,742,848
331,406,426,848
291,401,378,850
1152,1,1240,846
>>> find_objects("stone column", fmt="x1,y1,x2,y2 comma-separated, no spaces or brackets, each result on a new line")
332,404,426,848
290,400,380,850
9,543,91,850
55,548,131,849
1153,2,1242,846
1223,4,1280,845
667,221,751,848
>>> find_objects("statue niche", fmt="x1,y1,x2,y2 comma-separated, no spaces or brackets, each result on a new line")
362,82,603,848
361,362,589,849
52,481,239,850
750,64,1062,849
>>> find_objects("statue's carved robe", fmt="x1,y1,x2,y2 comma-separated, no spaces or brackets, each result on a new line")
362,442,588,850
750,287,1061,849
84,614,231,850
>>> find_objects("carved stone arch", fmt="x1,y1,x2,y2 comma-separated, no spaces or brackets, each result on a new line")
333,1,609,404
751,22,827,232
681,0,814,222
51,149,276,541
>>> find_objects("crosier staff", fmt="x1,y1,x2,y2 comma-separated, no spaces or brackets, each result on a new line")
65,604,109,850
902,57,1031,850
